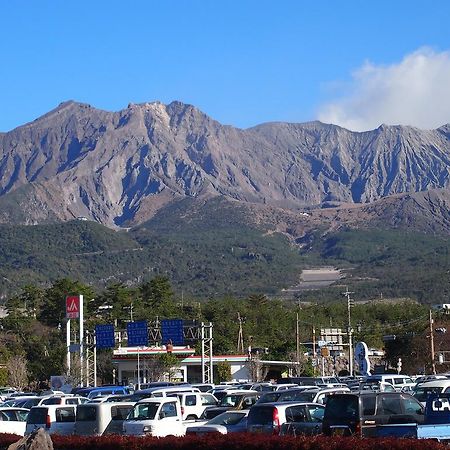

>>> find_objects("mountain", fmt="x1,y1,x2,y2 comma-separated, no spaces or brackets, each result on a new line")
1,100,450,228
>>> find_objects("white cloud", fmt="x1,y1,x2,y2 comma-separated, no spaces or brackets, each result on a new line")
318,48,450,131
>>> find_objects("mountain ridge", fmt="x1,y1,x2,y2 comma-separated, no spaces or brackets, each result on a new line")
1,100,450,228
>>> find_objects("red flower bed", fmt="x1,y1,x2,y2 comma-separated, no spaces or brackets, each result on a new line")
0,433,447,450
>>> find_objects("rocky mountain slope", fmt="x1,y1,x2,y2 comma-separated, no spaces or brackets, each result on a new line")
1,100,450,228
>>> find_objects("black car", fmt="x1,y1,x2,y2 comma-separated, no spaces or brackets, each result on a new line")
322,392,424,437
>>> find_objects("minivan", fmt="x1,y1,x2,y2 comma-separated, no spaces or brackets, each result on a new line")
25,405,76,435
74,402,134,436
322,392,424,437
365,375,415,392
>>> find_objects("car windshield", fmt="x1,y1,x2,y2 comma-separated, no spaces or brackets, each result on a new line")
413,387,444,403
258,392,281,403
219,395,241,407
279,391,315,402
207,412,246,425
127,402,160,420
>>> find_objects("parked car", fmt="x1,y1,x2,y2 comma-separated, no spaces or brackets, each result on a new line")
129,386,200,403
277,387,350,405
87,386,133,400
364,375,415,392
166,392,211,420
25,405,77,435
192,384,215,393
123,397,185,437
0,407,29,436
280,404,325,436
247,401,324,435
75,402,134,436
322,392,424,437
201,390,259,420
412,380,450,405
186,410,249,435
41,396,89,406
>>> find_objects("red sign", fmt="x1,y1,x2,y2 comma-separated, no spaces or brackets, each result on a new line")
66,296,80,319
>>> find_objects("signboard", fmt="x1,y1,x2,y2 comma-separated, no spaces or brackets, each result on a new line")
355,341,371,376
66,296,80,319
161,319,184,346
127,320,148,347
95,324,115,349
69,344,80,353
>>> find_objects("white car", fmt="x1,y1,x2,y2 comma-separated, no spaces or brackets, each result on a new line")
123,397,185,437
0,407,29,436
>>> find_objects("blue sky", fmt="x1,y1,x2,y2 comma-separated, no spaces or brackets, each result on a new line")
1,1,450,132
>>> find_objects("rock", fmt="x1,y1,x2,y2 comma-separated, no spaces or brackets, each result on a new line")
8,428,53,450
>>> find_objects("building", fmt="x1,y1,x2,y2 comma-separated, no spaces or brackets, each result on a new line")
111,346,297,384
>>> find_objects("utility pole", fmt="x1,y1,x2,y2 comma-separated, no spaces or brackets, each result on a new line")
237,313,244,353
296,312,300,366
430,309,436,375
312,325,316,374
343,287,354,377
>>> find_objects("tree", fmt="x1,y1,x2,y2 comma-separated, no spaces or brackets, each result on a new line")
215,360,232,383
7,355,28,390
140,276,176,317
157,353,180,381
38,279,95,327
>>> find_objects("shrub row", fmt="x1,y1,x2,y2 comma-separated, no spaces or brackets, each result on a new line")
1,433,448,450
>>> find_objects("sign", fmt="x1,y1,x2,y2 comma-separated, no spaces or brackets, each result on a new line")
161,319,184,346
95,324,115,349
66,296,80,319
355,341,371,376
127,321,148,347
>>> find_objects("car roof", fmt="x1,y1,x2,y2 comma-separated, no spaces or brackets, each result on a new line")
222,390,258,395
417,380,450,388
0,407,29,411
252,401,323,408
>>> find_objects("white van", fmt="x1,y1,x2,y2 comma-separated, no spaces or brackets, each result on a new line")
123,397,185,437
25,405,76,435
166,392,218,420
131,386,200,402
365,375,415,392
74,402,134,436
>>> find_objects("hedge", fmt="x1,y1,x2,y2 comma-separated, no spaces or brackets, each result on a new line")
1,433,447,450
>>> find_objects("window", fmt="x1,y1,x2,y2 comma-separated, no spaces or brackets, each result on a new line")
17,410,28,421
361,396,376,416
307,405,325,422
76,406,97,422
324,396,358,420
285,406,307,423
43,398,62,405
185,395,196,406
161,402,177,418
56,408,75,423
27,408,48,425
394,378,405,385
111,405,133,420
401,396,423,414
201,394,217,405
129,403,160,420
379,396,402,415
